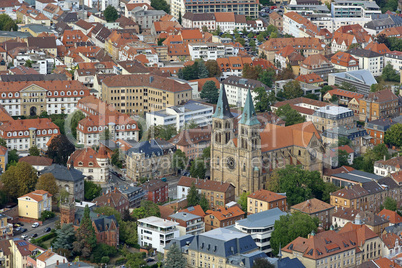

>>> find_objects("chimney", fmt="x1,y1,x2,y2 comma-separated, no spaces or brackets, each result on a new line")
57,260,59,265
384,155,386,161
108,198,111,203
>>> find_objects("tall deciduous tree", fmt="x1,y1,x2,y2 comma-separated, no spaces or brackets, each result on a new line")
187,182,199,207
104,5,118,22
383,196,398,211
132,200,160,219
199,193,209,211
189,158,206,179
271,212,319,255
99,128,111,140
362,143,390,173
382,63,400,82
36,173,59,195
47,135,75,165
275,104,306,126
385,123,402,148
84,180,102,201
71,110,85,139
111,148,123,168
1,161,38,200
0,14,17,31
202,146,211,168
283,80,303,99
172,149,187,175
205,60,221,77
165,243,186,268
254,87,269,112
29,146,40,156
198,61,209,78
150,0,170,13
238,191,250,212
7,149,18,169
200,81,219,104
73,205,97,257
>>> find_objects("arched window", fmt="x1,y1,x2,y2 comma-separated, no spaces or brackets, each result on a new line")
73,91,78,95
78,162,83,166
48,130,52,134
15,93,19,97
54,91,58,96
80,91,84,95
24,131,28,136
89,162,93,166
61,91,65,96
18,131,23,136
67,91,71,96
88,127,92,131
54,129,58,134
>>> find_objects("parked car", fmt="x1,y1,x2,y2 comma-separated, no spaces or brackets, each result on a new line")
20,228,27,233
161,177,167,182
18,223,24,226
31,233,38,238
32,222,40,228
146,258,154,263
44,227,51,233
13,223,20,228
21,234,28,239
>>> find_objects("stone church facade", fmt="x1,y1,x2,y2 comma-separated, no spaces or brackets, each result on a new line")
210,87,324,196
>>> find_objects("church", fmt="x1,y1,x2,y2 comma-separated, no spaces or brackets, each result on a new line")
210,86,324,196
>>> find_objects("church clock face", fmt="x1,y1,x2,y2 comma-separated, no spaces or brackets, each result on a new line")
227,157,235,170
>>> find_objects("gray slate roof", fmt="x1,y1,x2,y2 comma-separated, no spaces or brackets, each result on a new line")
348,48,382,58
235,208,286,228
332,170,382,184
41,164,85,182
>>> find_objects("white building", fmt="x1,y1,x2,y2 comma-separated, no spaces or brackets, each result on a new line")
138,216,180,253
188,43,239,61
36,250,68,268
146,101,213,131
168,212,205,236
67,146,109,183
13,51,58,75
221,76,270,107
231,208,286,255
101,0,119,10
385,51,402,71
348,48,384,77
374,156,402,177
331,0,381,19
182,13,216,31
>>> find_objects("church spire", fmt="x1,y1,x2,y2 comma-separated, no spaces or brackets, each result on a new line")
239,89,259,126
213,85,233,119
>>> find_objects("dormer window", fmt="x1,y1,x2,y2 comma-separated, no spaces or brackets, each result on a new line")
89,162,93,166
78,161,83,166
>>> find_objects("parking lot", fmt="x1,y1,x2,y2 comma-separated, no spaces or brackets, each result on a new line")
13,216,58,241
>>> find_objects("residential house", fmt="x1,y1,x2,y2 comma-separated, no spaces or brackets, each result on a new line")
177,177,236,209
330,51,359,72
378,209,402,226
129,5,166,29
295,73,324,87
93,190,130,214
359,89,399,121
300,53,335,79
66,146,109,182
214,13,247,34
27,36,57,57
19,156,52,172
169,126,211,160
0,240,11,267
269,12,283,32
231,208,286,256
36,250,67,268
182,13,216,30
101,74,193,114
168,212,205,236
41,164,85,201
291,198,335,229
0,145,7,173
367,118,401,145
247,189,287,214
116,185,146,208
137,216,179,253
216,57,252,79
282,222,382,267
187,42,240,61
385,51,402,71
311,105,354,132
328,70,377,95
381,233,402,260
283,12,320,38
348,48,384,76
374,156,402,176
204,204,245,231
126,140,175,181
18,190,52,220
140,179,169,204
332,208,389,235
164,228,267,268
323,89,363,113
365,42,391,55
364,14,402,35
259,37,325,61
10,238,44,268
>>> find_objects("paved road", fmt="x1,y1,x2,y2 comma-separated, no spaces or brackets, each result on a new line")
14,216,58,240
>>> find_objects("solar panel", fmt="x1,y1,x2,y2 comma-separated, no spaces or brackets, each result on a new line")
18,242,27,246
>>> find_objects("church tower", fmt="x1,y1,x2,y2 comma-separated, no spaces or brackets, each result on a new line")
237,89,262,195
60,198,75,226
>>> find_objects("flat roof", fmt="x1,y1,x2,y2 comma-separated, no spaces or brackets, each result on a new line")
332,170,382,183
138,216,179,227
169,212,201,221
201,227,249,241
235,208,286,228
315,105,353,115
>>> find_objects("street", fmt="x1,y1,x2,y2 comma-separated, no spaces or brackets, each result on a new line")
14,216,58,240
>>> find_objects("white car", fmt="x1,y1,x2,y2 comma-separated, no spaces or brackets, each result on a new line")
21,234,28,239
32,222,40,228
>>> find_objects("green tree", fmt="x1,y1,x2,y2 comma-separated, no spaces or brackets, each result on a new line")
104,5,118,22
90,243,117,263
202,146,211,168
1,161,38,200
257,34,265,43
238,191,250,212
243,64,261,80
247,32,254,39
157,38,166,46
199,193,209,211
187,182,199,207
84,180,102,201
235,37,246,46
184,119,198,129
320,85,332,96
200,81,219,104
253,258,275,268
267,165,325,206
164,243,186,268
178,11,182,25
322,182,339,203
259,68,276,87
283,80,303,99
202,26,208,32
71,110,85,139
99,128,110,140
254,87,269,112
0,14,18,31
205,60,221,77
198,61,209,79
0,138,6,148
73,205,97,257
36,173,59,195
275,104,306,126
362,143,390,173
384,196,398,211
385,124,402,148
189,158,206,179
7,149,18,169
144,125,177,141
172,149,187,175
47,135,75,165
338,137,351,147
126,252,146,268
53,223,76,253
111,148,123,168
119,220,138,245
150,0,170,13
382,62,400,82
271,212,319,255
249,39,256,50
337,150,349,167
24,60,33,68
132,200,161,219
29,145,40,156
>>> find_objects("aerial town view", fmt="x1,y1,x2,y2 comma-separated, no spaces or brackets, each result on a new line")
0,0,401,267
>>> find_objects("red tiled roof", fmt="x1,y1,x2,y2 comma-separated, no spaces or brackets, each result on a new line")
248,189,286,203
295,73,324,84
19,156,52,166
378,209,402,224
205,204,244,221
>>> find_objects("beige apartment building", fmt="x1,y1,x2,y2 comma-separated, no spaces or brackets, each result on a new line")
247,189,287,214
101,74,193,115
291,198,335,230
311,105,355,132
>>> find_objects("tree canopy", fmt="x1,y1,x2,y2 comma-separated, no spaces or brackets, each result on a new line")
0,14,17,31
165,243,187,268
275,104,306,126
205,60,221,77
383,196,397,211
382,63,400,83
143,125,177,141
172,149,187,175
283,80,303,99
254,87,269,112
36,173,59,195
104,5,118,22
200,81,219,104
73,205,97,257
132,200,160,219
271,212,319,255
47,135,75,165
1,161,38,200
29,146,40,156
238,191,250,212
150,0,170,13
84,180,102,201
385,123,402,148
189,158,206,179
187,182,199,207
71,110,85,139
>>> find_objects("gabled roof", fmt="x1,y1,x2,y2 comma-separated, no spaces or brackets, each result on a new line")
248,189,286,202
365,42,391,54
41,164,84,182
19,156,52,166
331,51,359,67
295,73,324,84
19,190,52,202
206,204,244,221
378,209,402,225
169,126,211,147
291,198,334,214
178,177,234,192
